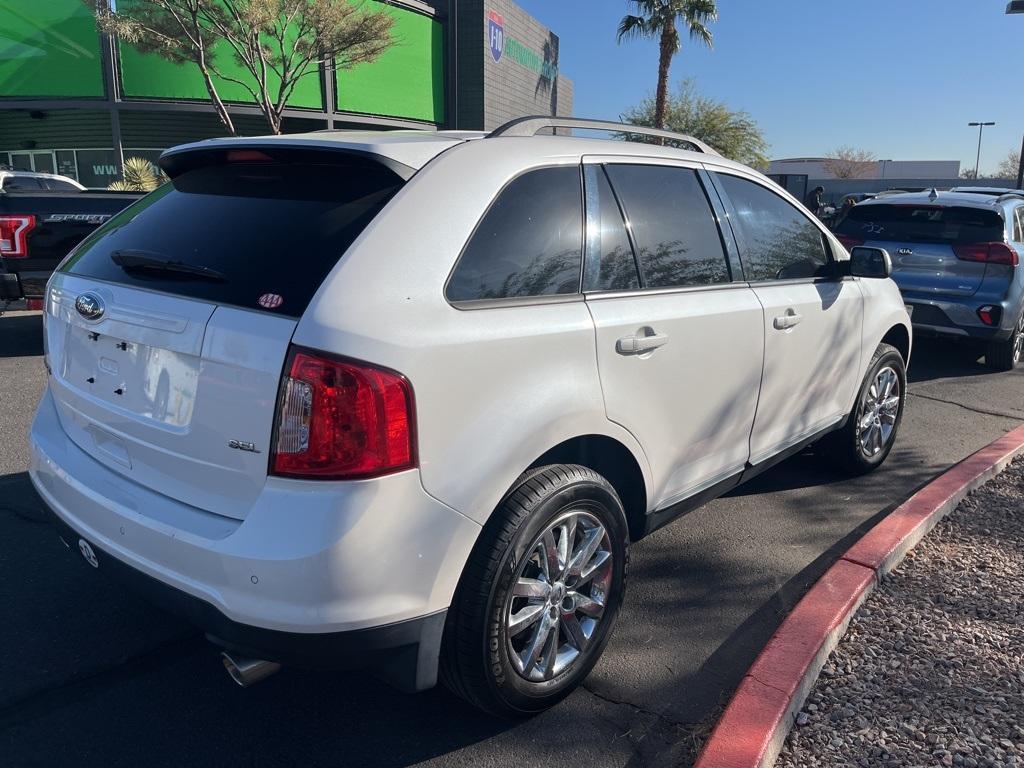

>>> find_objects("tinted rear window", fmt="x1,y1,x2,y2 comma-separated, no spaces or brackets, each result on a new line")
61,157,403,317
3,176,45,191
836,204,1004,245
446,166,583,302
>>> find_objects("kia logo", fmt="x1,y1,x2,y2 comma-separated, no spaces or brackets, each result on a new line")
897,248,914,256
75,292,105,321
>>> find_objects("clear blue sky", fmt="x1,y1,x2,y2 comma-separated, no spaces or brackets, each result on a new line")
515,0,1024,174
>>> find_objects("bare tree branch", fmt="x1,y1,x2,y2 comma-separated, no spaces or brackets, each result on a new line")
85,0,395,135
823,146,878,179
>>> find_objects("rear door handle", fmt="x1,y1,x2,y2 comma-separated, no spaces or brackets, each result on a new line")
616,330,670,355
773,310,803,330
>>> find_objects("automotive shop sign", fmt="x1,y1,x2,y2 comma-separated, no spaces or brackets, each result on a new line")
486,9,558,80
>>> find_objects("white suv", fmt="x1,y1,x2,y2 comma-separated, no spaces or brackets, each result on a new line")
30,118,911,716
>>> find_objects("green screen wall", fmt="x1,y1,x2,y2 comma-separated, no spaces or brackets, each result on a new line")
337,5,444,123
117,0,323,110
0,0,105,98
0,1,444,125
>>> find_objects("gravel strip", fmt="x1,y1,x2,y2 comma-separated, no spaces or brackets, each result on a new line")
777,456,1024,768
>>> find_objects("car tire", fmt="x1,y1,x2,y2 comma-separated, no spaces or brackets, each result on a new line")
985,310,1024,372
440,464,629,718
822,343,907,476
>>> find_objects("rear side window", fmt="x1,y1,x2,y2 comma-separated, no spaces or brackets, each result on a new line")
835,204,1004,245
716,174,830,281
61,156,403,317
44,178,81,192
605,164,729,288
583,165,639,291
1013,207,1024,243
446,166,583,302
4,176,44,191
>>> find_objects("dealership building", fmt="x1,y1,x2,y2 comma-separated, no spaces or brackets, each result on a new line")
0,0,572,187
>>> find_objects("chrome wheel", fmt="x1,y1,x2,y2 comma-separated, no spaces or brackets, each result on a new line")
1013,312,1024,364
505,509,613,683
858,366,901,457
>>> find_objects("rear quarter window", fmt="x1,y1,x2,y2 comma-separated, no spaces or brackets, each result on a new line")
60,156,404,317
446,166,583,302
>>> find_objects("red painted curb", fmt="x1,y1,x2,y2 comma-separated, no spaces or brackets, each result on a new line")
694,423,1024,768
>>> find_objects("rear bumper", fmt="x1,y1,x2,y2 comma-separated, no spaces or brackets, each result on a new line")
46,504,446,690
0,268,50,299
0,271,22,300
29,386,481,689
904,296,1015,342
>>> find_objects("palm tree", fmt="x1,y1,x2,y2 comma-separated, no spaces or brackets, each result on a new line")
617,0,717,131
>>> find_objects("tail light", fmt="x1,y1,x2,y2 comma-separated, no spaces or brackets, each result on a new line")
26,297,44,311
977,305,1001,326
270,347,415,480
835,234,864,250
0,215,35,258
953,242,1019,266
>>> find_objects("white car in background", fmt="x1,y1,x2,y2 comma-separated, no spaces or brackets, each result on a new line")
30,118,911,717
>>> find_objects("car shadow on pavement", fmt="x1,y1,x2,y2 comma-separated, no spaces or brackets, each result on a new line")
0,312,43,358
0,467,517,767
906,338,990,384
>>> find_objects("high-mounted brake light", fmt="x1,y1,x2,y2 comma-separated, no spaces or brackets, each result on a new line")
226,149,273,163
835,234,864,250
270,347,416,480
0,215,35,258
953,242,1019,266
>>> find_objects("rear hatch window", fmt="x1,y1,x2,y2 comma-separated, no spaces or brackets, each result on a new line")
836,204,1003,245
60,152,404,317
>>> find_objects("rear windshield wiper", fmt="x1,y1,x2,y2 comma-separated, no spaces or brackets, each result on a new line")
111,249,228,282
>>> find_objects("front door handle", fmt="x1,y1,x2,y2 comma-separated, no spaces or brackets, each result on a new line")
616,329,670,355
773,309,803,330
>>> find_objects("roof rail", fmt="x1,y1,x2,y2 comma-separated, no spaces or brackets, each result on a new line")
487,116,721,156
995,191,1024,203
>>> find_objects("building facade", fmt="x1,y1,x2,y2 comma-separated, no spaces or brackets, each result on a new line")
0,0,571,187
768,157,962,181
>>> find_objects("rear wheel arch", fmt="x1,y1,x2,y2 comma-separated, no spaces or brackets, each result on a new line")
526,435,649,541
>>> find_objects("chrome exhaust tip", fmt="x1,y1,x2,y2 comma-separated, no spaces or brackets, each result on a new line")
220,652,281,687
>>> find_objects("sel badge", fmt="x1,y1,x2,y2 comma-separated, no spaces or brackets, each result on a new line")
487,10,504,62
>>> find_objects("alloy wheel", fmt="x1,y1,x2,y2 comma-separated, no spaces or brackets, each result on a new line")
504,509,613,683
858,366,901,457
1013,312,1024,364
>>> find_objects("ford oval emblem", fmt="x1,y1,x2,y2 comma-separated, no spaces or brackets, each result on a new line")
75,292,105,321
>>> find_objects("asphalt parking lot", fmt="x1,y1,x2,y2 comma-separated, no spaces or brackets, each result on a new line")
2,310,1022,768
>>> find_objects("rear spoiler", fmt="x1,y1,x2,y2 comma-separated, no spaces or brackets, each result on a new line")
159,141,418,181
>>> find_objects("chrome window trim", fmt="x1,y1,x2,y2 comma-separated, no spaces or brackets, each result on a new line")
448,294,586,312
583,280,757,302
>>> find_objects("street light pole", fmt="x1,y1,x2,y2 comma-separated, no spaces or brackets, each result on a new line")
969,121,995,179
1010,4,1024,186
1017,134,1024,190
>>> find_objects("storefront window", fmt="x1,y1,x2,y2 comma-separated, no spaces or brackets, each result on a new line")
75,149,121,188
56,150,78,180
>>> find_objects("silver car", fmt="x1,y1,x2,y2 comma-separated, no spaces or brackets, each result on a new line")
836,190,1024,369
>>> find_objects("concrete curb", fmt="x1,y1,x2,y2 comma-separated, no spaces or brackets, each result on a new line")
694,423,1024,768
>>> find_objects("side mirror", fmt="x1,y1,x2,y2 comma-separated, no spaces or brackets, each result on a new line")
849,246,892,279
